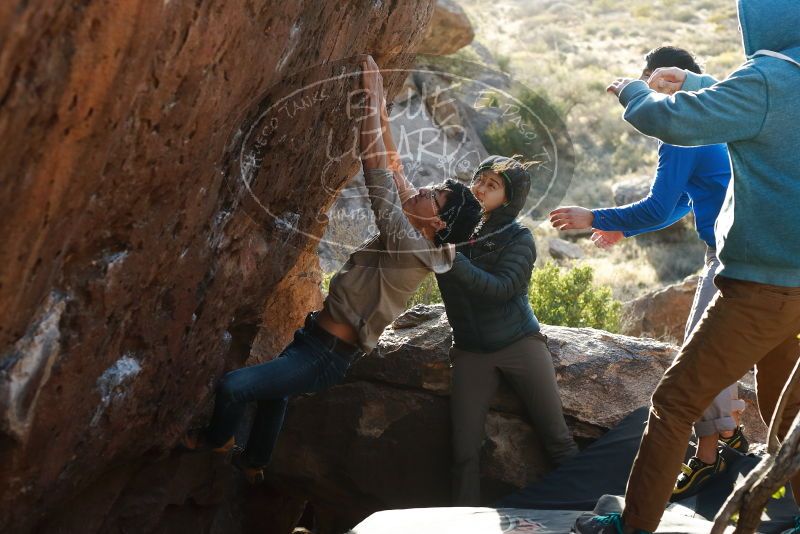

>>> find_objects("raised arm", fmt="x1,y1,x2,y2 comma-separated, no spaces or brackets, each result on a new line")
641,67,719,95
359,57,388,171
380,101,417,202
358,57,423,253
613,64,768,146
680,70,720,92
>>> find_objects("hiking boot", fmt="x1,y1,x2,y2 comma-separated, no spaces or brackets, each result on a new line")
670,449,726,501
572,513,651,534
179,429,235,454
720,425,749,453
231,451,266,484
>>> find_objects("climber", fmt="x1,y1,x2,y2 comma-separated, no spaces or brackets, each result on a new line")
573,1,800,533
180,55,482,484
549,45,749,502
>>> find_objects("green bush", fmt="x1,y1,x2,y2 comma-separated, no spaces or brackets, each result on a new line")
406,273,443,307
480,87,570,159
494,52,511,73
528,262,622,332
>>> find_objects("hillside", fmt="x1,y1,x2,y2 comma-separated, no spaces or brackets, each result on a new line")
457,0,742,299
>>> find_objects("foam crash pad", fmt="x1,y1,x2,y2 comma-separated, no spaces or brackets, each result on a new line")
348,507,584,533
348,502,720,534
351,407,797,533
499,407,798,533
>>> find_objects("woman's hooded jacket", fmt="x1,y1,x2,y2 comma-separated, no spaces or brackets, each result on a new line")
436,155,541,353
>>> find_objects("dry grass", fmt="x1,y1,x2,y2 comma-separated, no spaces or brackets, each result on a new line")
463,0,733,298
460,0,741,208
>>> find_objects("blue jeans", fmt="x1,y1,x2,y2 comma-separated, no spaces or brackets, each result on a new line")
206,326,355,466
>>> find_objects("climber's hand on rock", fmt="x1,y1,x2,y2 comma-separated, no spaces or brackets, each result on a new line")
549,206,594,231
358,55,384,121
606,77,636,97
647,67,687,95
360,55,384,101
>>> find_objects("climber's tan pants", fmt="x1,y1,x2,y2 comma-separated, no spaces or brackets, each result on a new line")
623,276,800,533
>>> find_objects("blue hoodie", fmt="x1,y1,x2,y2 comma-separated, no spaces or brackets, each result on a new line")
617,0,800,287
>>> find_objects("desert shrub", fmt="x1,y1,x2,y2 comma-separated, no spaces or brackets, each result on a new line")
673,7,698,22
481,86,569,158
406,273,443,307
705,50,744,76
528,262,622,332
495,52,511,73
482,120,530,158
630,4,650,18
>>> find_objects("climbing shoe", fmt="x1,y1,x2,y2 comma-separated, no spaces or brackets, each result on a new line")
231,451,266,484
720,425,749,453
670,449,726,501
572,513,651,534
179,429,235,454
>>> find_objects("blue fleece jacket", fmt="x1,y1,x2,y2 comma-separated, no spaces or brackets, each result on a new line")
617,0,800,287
592,143,731,248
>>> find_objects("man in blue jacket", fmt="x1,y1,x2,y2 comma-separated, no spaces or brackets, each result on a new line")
550,45,748,502
574,1,800,533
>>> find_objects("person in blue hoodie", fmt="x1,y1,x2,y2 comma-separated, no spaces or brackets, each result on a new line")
549,46,749,501
574,1,800,533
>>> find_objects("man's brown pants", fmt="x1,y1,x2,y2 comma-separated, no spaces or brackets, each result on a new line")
623,276,800,532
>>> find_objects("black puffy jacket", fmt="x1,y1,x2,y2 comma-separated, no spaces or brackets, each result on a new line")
436,156,540,353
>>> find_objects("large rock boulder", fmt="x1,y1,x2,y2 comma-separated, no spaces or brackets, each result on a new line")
0,2,437,532
548,237,585,260
621,275,699,342
270,305,768,530
267,305,678,525
738,372,768,446
343,305,682,437
612,176,652,206
417,0,475,56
